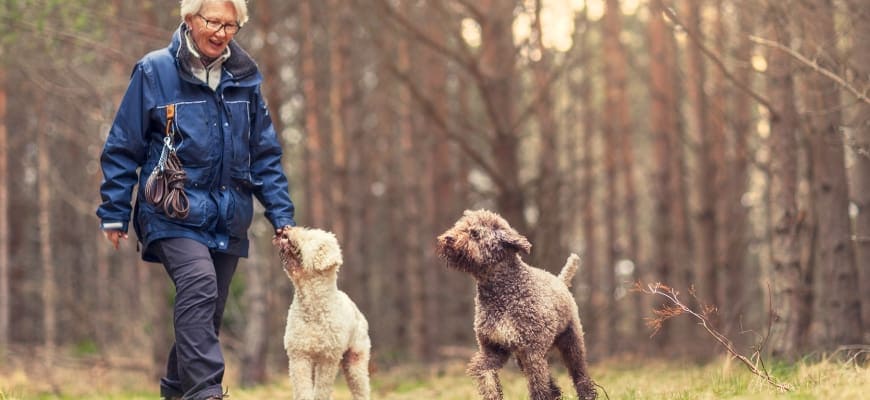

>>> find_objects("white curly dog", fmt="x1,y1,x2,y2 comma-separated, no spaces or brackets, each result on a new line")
275,227,371,400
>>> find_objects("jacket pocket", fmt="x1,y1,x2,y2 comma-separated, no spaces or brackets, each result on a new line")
138,188,214,228
224,100,252,167
162,101,218,167
227,172,259,235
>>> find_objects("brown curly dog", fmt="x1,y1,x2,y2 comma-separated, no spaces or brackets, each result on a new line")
436,209,597,400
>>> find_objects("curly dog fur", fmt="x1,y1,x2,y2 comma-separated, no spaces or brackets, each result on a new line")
437,209,597,400
275,227,371,400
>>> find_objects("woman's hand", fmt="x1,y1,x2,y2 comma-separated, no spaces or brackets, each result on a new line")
103,230,128,250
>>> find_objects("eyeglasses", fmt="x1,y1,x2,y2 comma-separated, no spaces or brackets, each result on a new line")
196,14,241,35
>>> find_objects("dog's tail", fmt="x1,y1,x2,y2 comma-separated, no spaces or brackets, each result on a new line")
558,253,581,288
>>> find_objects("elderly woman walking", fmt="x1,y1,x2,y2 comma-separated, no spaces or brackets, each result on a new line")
96,1,296,399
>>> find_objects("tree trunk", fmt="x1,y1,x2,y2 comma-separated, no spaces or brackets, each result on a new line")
445,68,476,350
299,0,327,227
796,0,863,350
709,1,729,319
610,0,642,350
256,0,286,144
422,0,454,357
765,3,804,360
601,0,628,355
682,0,717,317
647,0,680,353
570,5,601,358
328,0,350,243
0,66,8,359
36,99,56,360
397,7,426,359
845,0,870,340
240,244,268,386
722,3,755,339
479,0,525,234
531,0,563,272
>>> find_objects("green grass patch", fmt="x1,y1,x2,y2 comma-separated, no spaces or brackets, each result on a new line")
1,356,867,399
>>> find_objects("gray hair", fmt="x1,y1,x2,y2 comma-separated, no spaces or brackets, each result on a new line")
180,0,249,26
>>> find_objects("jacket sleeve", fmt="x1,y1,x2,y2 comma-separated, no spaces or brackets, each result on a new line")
249,86,296,229
96,62,153,232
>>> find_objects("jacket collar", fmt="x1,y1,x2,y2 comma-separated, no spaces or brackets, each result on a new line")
169,23,261,86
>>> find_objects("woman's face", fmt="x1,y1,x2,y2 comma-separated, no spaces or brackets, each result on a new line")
185,1,239,59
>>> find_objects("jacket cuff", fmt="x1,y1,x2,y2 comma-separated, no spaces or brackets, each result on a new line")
272,218,296,230
100,220,128,232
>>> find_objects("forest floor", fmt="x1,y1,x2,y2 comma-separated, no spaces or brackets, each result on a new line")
0,351,868,399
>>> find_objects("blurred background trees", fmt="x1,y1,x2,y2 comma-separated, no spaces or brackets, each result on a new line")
0,0,866,383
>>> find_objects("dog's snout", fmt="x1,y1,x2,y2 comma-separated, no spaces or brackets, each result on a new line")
439,234,455,245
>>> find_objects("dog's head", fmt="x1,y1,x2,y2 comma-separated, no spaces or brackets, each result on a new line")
274,226,343,281
436,209,531,275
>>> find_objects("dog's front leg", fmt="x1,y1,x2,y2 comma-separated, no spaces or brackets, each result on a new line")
467,345,510,400
515,351,561,400
288,357,315,400
313,359,341,400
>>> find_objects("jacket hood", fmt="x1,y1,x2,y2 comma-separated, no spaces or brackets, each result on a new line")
169,23,261,85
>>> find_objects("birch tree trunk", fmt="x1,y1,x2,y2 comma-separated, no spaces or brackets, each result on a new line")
796,0,863,350
765,2,804,360
845,0,870,340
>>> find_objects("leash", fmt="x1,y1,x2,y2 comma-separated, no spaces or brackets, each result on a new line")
144,104,190,219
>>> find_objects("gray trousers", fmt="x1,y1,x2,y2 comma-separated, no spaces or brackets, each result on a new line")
154,238,238,400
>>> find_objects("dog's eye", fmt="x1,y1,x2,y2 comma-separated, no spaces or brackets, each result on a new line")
470,229,480,240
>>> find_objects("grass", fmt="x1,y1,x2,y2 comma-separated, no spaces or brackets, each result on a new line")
1,355,868,399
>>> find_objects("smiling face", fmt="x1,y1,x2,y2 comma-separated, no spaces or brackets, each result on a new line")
184,1,239,59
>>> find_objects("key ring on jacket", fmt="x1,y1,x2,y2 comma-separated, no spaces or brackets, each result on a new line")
156,136,176,173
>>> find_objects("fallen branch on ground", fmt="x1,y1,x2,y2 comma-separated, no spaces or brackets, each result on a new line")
634,282,793,392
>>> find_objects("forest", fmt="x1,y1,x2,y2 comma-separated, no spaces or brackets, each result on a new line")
0,0,867,398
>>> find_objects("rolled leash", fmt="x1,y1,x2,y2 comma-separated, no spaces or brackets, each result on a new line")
144,104,189,219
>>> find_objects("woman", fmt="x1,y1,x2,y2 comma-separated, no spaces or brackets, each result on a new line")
96,1,296,399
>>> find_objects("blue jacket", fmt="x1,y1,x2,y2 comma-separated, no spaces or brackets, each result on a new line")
97,25,296,262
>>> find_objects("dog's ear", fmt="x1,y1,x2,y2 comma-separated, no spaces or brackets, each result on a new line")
498,229,531,254
304,230,343,272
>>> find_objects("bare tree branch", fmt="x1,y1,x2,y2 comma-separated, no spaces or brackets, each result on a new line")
661,5,778,118
749,35,870,106
451,0,486,22
367,0,480,79
385,62,508,192
635,282,793,392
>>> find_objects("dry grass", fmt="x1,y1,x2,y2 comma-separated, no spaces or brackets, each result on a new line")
1,351,868,399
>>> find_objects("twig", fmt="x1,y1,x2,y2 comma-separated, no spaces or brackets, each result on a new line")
593,381,611,400
661,5,777,118
635,282,793,392
749,35,870,106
